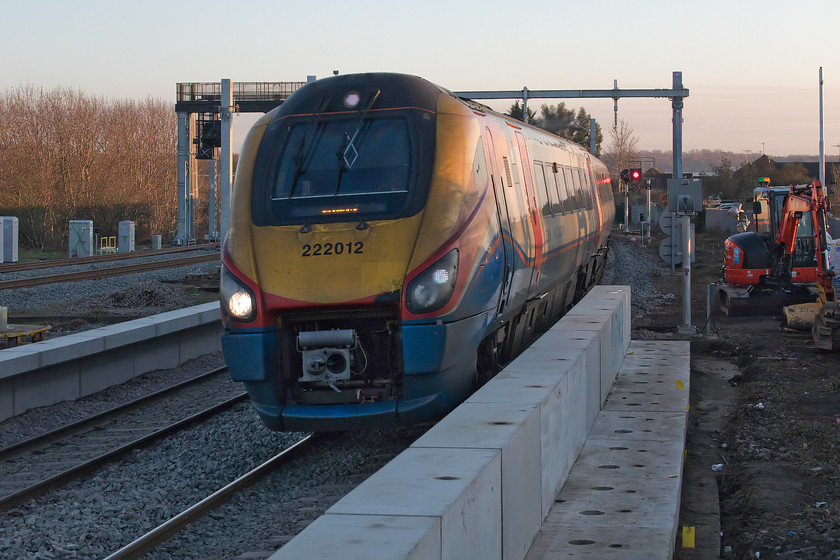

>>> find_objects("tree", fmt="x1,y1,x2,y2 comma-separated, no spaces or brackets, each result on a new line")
506,100,536,124
703,158,740,201
506,101,603,155
602,119,639,194
0,86,177,250
534,103,603,156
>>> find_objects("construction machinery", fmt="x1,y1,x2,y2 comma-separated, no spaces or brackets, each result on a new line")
717,179,840,349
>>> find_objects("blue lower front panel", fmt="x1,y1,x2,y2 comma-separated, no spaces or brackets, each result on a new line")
221,328,277,382
222,312,491,431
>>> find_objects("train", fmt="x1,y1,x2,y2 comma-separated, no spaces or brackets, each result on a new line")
219,73,615,431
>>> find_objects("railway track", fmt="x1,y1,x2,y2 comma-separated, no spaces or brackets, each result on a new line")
103,434,317,560
0,366,244,512
0,244,217,274
0,253,219,290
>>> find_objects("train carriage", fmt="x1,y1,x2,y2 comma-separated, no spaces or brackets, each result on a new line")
220,73,614,431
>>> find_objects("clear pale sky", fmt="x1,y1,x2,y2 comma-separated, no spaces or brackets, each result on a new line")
4,0,839,158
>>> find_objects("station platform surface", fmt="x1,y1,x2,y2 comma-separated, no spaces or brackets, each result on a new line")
524,339,690,559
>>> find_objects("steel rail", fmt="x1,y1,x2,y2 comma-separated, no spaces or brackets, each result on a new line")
0,367,227,458
0,391,248,513
102,434,317,560
0,253,219,290
0,244,218,273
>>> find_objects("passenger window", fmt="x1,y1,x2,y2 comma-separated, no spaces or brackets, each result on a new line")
533,162,552,216
572,169,584,210
560,168,574,213
580,169,593,209
546,165,562,214
563,168,577,210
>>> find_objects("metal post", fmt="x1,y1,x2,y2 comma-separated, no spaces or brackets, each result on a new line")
612,79,619,130
522,86,529,123
176,112,190,244
220,79,234,243
819,67,825,188
672,71,684,179
706,283,714,335
678,214,695,335
589,118,596,155
624,183,629,232
208,156,217,241
646,183,651,242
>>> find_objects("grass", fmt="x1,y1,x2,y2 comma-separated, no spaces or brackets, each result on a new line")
18,249,64,261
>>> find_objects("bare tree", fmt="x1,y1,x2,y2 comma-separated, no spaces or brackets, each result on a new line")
0,86,177,250
602,119,639,191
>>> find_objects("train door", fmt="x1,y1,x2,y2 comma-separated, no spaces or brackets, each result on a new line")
483,127,515,317
514,131,543,297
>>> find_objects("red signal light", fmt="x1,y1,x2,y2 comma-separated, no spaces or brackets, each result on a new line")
629,168,642,181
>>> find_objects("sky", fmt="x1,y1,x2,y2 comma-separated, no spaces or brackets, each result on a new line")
4,0,839,162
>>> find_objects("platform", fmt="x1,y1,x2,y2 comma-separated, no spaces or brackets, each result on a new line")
524,340,690,559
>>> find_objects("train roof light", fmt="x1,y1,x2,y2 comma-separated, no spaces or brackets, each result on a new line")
343,91,361,109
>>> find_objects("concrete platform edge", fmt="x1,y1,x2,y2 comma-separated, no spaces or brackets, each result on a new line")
0,302,222,421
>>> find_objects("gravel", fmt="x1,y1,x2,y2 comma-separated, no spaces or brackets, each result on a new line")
600,232,678,330
0,249,417,560
0,249,220,322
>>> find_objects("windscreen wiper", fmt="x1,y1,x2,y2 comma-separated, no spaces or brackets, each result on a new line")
335,89,380,194
289,95,331,199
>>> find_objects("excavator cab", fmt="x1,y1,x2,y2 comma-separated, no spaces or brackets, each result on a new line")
718,180,840,350
720,181,830,314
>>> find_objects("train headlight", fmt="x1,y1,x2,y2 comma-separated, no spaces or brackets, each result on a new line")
406,249,459,314
221,264,257,322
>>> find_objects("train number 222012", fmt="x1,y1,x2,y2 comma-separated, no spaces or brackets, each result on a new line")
301,242,364,257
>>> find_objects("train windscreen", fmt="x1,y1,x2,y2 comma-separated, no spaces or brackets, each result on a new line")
271,117,411,200
251,110,435,226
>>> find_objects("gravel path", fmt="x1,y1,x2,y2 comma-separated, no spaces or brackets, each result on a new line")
600,232,678,332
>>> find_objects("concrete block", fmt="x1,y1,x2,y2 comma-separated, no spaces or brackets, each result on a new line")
80,348,137,395
571,286,631,359
524,524,675,560
501,346,585,376
0,346,43,379
588,411,688,443
269,514,440,560
412,403,541,560
549,315,613,405
328,447,502,560
13,362,79,415
152,307,201,337
0,379,13,421
197,302,222,324
94,319,158,350
469,356,590,518
134,338,180,373
178,323,220,362
529,329,601,427
37,334,106,367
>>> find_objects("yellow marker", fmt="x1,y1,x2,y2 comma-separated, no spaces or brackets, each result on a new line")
675,380,685,390
667,474,679,478
682,526,696,548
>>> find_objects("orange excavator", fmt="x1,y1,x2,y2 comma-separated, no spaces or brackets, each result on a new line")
717,180,840,349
